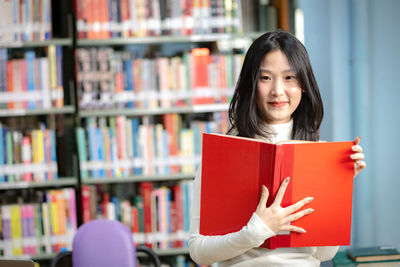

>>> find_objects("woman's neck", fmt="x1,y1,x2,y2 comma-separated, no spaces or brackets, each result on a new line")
259,119,293,143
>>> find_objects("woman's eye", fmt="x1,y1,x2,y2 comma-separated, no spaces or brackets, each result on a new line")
286,75,296,80
260,75,270,80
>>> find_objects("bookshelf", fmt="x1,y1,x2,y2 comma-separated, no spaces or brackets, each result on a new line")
0,0,294,265
0,0,79,263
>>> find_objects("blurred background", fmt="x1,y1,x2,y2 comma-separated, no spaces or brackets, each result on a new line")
299,0,400,250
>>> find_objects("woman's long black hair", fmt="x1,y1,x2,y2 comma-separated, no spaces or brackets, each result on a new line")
227,30,324,141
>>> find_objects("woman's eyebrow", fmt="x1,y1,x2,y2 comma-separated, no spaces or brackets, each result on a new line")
259,67,294,73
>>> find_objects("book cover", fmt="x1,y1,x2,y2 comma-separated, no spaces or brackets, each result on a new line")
200,133,355,249
10,204,23,255
347,246,400,262
140,182,153,248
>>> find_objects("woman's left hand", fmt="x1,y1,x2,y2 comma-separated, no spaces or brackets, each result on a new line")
351,136,366,177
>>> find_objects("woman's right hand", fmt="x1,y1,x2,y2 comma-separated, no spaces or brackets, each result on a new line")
255,177,314,234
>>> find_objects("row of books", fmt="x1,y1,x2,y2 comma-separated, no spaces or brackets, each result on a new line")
76,112,228,179
0,0,52,43
81,181,193,250
0,188,77,257
76,0,243,39
0,47,64,110
76,47,243,110
334,246,400,266
0,122,58,183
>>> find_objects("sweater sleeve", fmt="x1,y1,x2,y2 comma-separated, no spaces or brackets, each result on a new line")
188,167,276,265
314,246,340,262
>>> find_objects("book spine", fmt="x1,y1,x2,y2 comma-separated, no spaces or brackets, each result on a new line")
40,57,51,109
81,185,91,223
25,50,36,109
21,136,33,182
41,201,51,254
0,123,4,183
6,131,14,183
10,205,23,255
140,182,153,248
48,45,57,108
55,46,64,107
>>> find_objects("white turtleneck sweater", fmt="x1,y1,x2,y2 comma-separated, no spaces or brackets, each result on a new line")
189,120,339,266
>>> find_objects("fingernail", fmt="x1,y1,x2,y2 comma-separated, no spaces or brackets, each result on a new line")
285,177,290,182
301,229,307,233
350,154,356,159
309,208,314,213
307,197,314,202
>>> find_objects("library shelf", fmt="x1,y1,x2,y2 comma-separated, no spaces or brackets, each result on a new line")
0,106,75,117
0,177,77,190
78,104,229,118
0,38,73,49
81,173,195,185
76,32,265,46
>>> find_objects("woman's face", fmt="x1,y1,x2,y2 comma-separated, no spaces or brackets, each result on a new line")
256,49,302,124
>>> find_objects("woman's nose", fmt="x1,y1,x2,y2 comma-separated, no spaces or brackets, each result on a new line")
271,79,285,96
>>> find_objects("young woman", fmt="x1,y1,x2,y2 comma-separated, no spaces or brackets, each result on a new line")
189,30,366,266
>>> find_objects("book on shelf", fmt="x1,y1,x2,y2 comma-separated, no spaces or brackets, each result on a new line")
199,133,355,249
0,123,58,183
0,188,77,257
0,46,64,111
334,251,400,267
76,47,242,110
76,113,228,179
0,0,52,43
347,246,400,262
80,181,193,250
75,0,243,39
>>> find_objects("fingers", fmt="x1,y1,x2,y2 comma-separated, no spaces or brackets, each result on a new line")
354,136,361,145
354,160,367,177
352,144,363,153
257,185,269,211
355,161,367,169
273,177,290,206
280,224,307,234
284,208,314,224
351,152,364,161
285,196,314,215
351,138,366,177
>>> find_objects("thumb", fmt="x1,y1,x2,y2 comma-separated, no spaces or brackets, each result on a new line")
354,136,361,145
258,185,269,209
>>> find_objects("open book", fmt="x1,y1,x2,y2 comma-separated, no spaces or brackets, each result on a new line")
199,133,355,249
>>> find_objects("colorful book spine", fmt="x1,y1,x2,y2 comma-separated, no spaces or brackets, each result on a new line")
25,50,37,110
0,123,5,182
1,205,13,256
10,205,23,255
21,136,33,182
76,127,89,179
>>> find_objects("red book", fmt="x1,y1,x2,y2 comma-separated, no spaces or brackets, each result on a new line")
191,48,214,105
6,61,14,109
172,184,184,247
200,133,355,249
140,182,154,248
81,185,91,223
101,192,110,218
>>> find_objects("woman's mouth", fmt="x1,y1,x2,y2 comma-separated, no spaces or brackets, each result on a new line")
268,101,288,108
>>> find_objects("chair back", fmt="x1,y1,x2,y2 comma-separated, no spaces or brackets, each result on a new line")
72,219,137,267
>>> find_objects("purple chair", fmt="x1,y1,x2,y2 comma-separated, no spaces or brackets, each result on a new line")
51,219,160,267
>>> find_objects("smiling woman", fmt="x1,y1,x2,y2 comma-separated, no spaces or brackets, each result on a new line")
227,30,324,141
257,50,303,124
188,30,366,267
